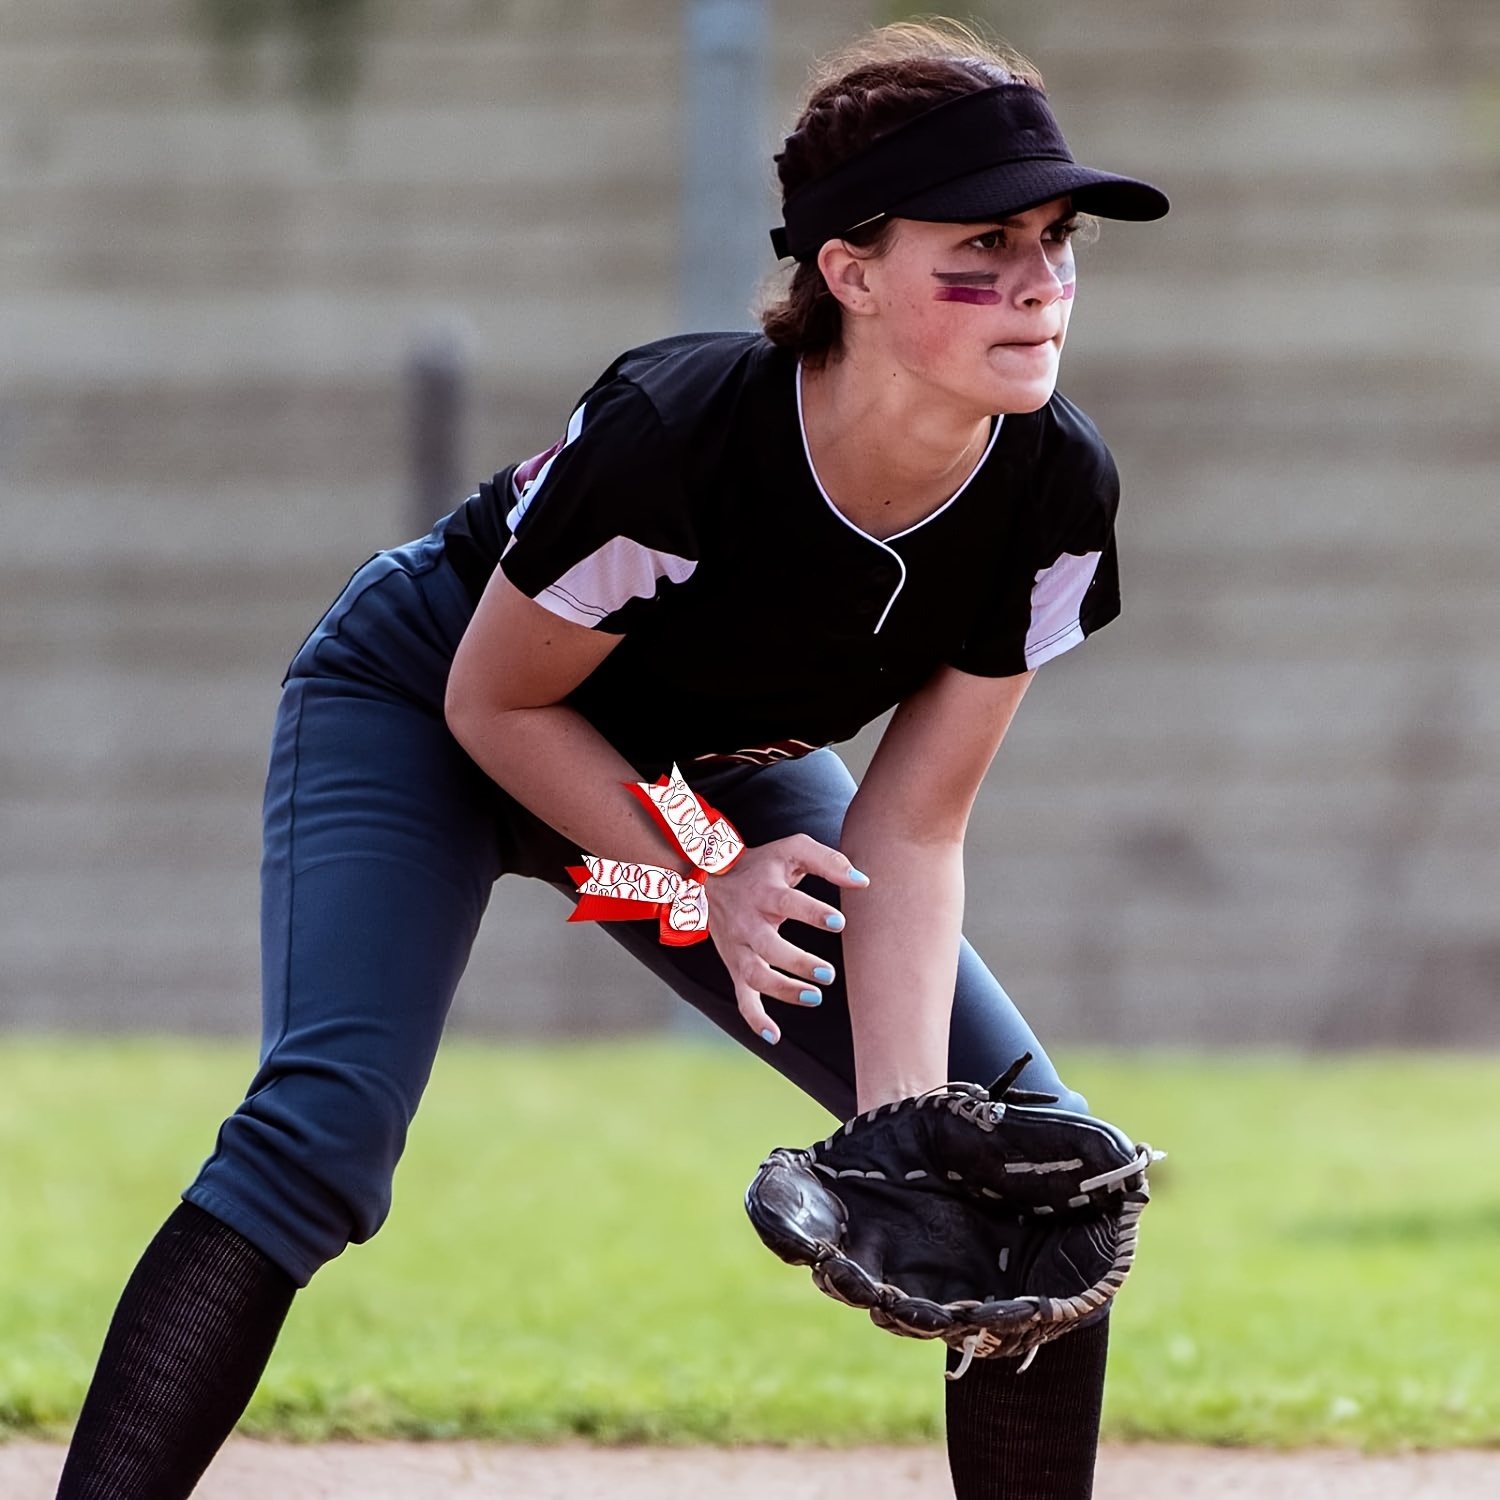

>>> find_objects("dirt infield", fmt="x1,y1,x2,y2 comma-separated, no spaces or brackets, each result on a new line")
7,1441,1500,1497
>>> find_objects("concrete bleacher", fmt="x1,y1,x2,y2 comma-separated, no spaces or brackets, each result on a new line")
3,0,1498,1045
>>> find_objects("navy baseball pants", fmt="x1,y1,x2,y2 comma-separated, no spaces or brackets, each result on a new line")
185,528,1086,1286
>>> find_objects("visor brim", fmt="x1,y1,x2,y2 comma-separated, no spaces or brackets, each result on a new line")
892,162,1169,225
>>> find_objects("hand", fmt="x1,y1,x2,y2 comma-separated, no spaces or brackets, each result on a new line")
704,834,870,1044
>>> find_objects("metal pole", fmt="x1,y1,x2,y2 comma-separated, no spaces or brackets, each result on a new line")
405,322,468,537
681,0,772,332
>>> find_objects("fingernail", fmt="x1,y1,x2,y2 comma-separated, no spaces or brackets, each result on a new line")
824,913,845,931
847,868,870,885
761,1028,778,1044
813,966,835,983
798,989,822,1006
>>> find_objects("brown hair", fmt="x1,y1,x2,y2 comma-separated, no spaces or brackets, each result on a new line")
759,21,1044,367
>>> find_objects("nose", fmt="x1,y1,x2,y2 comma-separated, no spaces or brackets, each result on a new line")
1015,245,1069,308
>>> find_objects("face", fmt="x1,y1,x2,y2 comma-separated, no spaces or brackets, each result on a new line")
828,197,1079,416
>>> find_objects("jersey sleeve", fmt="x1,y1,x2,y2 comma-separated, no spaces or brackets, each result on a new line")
498,378,699,634
950,401,1122,678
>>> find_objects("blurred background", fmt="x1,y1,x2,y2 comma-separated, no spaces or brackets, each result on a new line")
2,0,1498,1048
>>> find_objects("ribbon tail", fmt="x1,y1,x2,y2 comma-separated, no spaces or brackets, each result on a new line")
570,895,665,925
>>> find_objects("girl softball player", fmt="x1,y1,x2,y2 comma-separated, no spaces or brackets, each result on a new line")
58,21,1167,1499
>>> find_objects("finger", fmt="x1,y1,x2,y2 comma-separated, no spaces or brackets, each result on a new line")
726,943,823,1010
780,834,871,891
735,977,779,1044
780,889,847,934
747,957,826,1010
761,933,836,988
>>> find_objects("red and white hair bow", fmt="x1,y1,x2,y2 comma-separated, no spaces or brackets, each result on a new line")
567,764,745,946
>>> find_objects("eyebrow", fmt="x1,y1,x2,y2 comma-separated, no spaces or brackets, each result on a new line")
966,211,1080,232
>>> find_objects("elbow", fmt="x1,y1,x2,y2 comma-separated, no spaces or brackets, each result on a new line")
444,680,517,788
443,665,488,763
444,666,535,791
442,670,468,743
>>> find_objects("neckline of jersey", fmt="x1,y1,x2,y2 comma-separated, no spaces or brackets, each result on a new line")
794,363,1002,635
794,362,1003,549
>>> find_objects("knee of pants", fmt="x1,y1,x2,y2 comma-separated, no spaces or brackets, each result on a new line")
1051,1081,1091,1116
188,1064,416,1287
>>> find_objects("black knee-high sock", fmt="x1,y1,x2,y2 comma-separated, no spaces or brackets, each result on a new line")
56,1202,296,1500
945,1317,1109,1500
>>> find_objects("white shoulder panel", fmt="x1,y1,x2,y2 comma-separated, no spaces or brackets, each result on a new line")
1024,550,1101,669
537,536,698,628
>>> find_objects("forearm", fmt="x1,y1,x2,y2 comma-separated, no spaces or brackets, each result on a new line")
839,814,965,1112
836,666,1033,1110
447,700,687,871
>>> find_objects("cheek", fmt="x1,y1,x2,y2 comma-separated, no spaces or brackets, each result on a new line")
887,294,960,357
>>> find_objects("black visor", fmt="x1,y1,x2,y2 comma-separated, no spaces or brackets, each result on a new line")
771,84,1168,262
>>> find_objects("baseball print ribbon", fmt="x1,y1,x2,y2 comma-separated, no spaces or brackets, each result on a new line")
567,765,745,947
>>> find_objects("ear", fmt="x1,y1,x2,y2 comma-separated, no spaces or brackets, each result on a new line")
816,239,878,317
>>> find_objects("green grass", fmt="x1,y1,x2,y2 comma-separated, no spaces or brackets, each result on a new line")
3,1038,1500,1448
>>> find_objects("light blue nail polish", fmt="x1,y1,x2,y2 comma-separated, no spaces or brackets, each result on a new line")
813,966,835,983
798,989,822,1006
824,912,845,931
761,1028,777,1044
847,868,870,885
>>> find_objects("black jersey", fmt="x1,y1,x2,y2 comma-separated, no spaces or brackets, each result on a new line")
442,332,1120,776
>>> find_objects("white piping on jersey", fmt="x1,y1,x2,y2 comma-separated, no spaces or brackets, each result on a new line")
794,364,1002,635
1023,549,1102,669
536,534,697,628
506,401,586,533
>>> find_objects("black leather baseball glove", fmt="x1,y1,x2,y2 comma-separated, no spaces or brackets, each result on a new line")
744,1056,1158,1377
